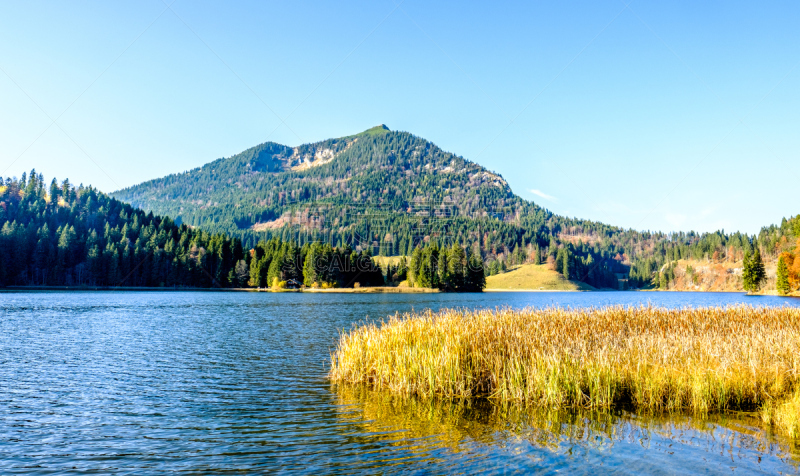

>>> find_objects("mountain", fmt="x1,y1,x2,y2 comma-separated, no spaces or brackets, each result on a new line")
111,126,800,292
113,125,638,288
113,124,539,236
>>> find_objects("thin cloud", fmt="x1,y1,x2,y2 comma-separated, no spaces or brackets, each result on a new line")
529,189,557,202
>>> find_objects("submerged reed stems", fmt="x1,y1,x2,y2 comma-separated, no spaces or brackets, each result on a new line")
329,306,800,437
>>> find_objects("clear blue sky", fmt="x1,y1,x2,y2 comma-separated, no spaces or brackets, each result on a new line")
2,1,798,234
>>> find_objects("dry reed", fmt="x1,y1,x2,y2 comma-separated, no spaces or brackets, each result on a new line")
329,305,800,436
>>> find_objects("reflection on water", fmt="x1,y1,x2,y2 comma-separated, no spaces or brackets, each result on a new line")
334,385,800,474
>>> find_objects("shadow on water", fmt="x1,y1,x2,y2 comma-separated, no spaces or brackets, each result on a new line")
332,384,800,474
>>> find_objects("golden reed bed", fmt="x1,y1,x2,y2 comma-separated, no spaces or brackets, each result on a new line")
329,306,800,438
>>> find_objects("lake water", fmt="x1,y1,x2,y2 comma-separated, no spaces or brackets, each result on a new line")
1,290,799,474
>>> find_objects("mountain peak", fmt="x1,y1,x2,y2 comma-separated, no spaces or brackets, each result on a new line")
356,124,390,137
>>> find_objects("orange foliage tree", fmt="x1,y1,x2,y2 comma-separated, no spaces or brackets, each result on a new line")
790,242,800,291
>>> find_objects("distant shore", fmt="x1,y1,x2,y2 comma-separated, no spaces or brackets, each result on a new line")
638,288,800,297
1,286,254,292
4,285,794,297
484,288,595,292
0,285,440,293
302,286,439,293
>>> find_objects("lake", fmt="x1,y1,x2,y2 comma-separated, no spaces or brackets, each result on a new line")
1,290,799,474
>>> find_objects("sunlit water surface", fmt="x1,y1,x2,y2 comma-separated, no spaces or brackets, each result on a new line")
1,290,799,474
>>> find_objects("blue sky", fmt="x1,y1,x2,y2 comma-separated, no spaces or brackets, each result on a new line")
1,1,798,234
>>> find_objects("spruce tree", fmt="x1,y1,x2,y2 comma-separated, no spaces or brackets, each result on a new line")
562,250,571,280
777,255,791,295
465,252,486,292
302,244,318,286
742,250,753,291
751,247,766,292
446,243,466,291
409,246,422,287
437,249,449,289
267,251,283,286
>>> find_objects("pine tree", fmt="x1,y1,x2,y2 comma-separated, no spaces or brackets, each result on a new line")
396,256,408,282
465,251,486,292
437,249,449,289
408,246,422,287
249,257,263,287
742,250,753,291
267,250,284,286
659,270,668,289
302,243,319,286
428,245,439,288
446,243,466,291
751,247,766,292
57,225,77,269
49,178,59,205
417,249,433,288
777,254,791,295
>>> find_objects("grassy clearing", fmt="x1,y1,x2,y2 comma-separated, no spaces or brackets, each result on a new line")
485,264,595,291
329,306,800,438
372,255,406,271
354,124,391,137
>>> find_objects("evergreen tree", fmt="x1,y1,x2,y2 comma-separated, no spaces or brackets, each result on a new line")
396,257,408,282
57,225,78,269
742,250,754,291
562,249,571,280
445,243,466,291
302,243,319,286
777,254,790,295
751,247,766,292
408,246,422,287
437,249,448,288
267,250,284,285
465,251,486,292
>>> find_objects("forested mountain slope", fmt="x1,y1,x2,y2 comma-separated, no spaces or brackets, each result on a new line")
0,170,388,289
113,126,637,288
0,170,245,287
112,126,800,292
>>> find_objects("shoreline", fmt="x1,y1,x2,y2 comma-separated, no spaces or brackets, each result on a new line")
639,288,800,297
302,286,439,293
1,286,257,292
0,285,440,293
484,288,593,292
2,286,796,297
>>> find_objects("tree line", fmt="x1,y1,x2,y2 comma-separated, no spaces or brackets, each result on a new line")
404,243,485,291
776,216,800,295
5,167,796,294
247,237,385,288
109,128,800,292
638,215,800,294
1,170,246,287
1,170,486,291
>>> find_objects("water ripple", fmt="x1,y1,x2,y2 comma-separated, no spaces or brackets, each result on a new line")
1,291,799,474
